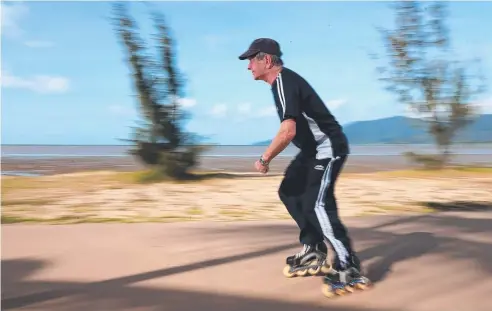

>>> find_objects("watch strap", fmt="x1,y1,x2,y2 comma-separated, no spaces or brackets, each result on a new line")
259,156,269,166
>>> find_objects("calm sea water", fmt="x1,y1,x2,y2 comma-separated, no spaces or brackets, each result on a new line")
2,144,492,158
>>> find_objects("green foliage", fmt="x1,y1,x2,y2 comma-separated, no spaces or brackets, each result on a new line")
111,2,203,180
402,151,446,170
373,1,487,167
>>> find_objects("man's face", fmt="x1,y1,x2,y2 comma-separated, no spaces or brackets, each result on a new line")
247,54,269,80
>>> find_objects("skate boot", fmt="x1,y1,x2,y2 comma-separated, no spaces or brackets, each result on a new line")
321,254,372,298
282,243,332,278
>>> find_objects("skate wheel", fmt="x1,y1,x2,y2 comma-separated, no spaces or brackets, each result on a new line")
308,266,321,275
344,285,355,293
335,288,348,296
296,268,308,277
320,264,332,274
352,277,372,291
355,283,366,290
354,281,371,290
322,283,349,298
321,284,336,298
282,265,296,278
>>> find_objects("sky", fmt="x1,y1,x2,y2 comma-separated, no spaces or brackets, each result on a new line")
1,0,491,145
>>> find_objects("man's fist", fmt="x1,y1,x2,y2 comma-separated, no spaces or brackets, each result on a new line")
255,160,269,174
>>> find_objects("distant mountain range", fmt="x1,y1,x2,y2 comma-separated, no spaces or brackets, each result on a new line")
252,114,492,145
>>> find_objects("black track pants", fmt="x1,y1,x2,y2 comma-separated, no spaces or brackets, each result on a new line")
278,153,354,266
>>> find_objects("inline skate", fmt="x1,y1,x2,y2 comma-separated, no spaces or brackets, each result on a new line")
321,254,372,298
282,243,332,278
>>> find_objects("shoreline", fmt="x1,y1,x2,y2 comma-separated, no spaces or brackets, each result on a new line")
2,153,492,176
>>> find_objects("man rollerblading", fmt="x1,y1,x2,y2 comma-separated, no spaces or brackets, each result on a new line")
238,38,372,295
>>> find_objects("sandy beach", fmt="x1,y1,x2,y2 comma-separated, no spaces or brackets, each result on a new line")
3,165,492,224
2,147,492,224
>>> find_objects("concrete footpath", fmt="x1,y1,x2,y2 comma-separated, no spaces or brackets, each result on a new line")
2,209,492,311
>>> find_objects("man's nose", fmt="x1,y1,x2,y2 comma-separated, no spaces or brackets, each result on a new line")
247,60,253,70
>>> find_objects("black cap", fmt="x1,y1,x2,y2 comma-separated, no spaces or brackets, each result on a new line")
238,38,282,60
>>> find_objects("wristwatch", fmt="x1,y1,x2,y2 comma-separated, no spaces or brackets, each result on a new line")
259,156,269,166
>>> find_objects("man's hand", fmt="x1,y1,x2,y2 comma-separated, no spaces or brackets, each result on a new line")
255,159,269,174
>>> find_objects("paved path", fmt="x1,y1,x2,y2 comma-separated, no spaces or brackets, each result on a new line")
2,209,492,311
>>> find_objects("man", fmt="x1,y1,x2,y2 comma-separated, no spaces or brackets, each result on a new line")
238,38,370,296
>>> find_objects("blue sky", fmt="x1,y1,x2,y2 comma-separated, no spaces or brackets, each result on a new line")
2,1,491,145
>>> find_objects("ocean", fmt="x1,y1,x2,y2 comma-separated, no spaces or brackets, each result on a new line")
2,143,492,159
2,144,492,177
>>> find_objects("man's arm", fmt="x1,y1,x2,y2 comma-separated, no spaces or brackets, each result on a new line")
261,74,300,163
261,118,296,163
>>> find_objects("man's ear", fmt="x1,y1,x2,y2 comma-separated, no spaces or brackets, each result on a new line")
266,55,273,69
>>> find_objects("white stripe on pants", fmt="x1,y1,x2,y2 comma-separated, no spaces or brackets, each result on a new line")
313,156,349,267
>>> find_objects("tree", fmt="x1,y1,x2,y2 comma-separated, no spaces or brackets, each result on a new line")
373,1,487,168
112,2,203,179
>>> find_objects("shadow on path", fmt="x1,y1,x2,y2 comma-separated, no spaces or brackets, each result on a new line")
359,232,438,283
422,201,492,212
1,259,380,311
1,243,298,309
3,208,492,310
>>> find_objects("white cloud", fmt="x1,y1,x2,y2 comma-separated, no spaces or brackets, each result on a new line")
238,103,278,118
400,95,492,120
177,97,197,108
1,2,54,48
257,106,277,117
237,102,252,114
109,98,196,118
24,40,55,48
1,71,70,94
475,96,492,114
209,102,277,120
325,99,347,110
210,103,228,118
1,2,28,38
